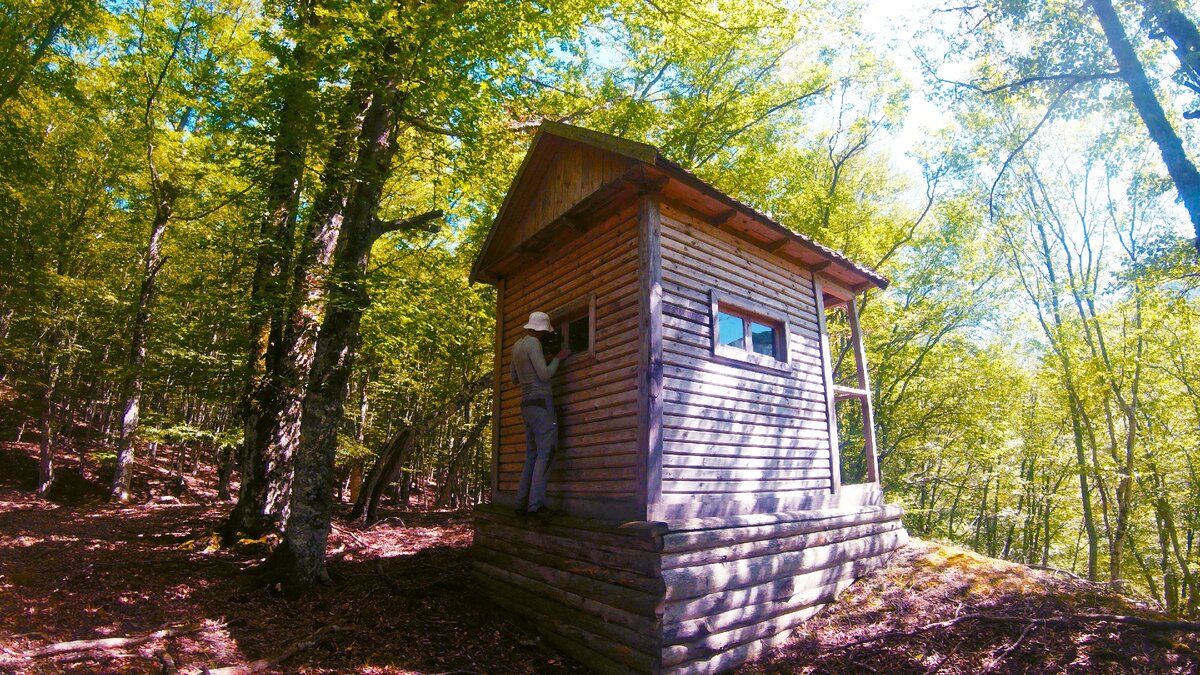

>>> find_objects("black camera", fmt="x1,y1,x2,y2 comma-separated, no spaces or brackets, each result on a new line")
539,329,563,362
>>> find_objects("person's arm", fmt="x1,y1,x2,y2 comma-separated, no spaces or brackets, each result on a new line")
529,337,560,381
510,347,520,385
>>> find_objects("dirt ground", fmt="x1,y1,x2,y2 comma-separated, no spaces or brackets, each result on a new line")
0,440,1197,674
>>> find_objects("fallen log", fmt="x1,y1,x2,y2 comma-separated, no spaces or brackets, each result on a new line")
23,622,206,658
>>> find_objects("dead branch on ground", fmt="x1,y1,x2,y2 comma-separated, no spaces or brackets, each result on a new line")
824,612,1200,653
23,622,207,658
200,625,340,675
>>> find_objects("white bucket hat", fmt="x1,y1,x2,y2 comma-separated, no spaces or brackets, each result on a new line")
524,311,554,332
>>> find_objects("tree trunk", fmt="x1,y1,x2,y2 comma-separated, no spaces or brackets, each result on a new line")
356,429,417,525
1146,0,1200,120
436,412,490,509
254,78,373,534
352,374,491,522
111,181,176,503
216,442,235,501
226,22,318,538
271,75,409,588
0,8,70,106
1092,0,1200,251
347,460,364,504
36,366,58,497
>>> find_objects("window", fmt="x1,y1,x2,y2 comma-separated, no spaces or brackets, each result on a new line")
565,313,591,354
550,295,595,358
709,290,789,369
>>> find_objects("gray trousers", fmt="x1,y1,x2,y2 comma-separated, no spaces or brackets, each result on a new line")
516,393,556,512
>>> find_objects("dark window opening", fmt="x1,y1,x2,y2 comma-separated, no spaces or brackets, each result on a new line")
567,315,590,354
551,295,595,359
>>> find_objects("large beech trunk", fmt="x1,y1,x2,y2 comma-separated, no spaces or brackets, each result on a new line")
111,182,177,502
253,79,374,534
227,29,317,537
271,74,446,588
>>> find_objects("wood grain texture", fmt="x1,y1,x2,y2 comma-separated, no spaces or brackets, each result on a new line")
636,192,665,518
473,503,906,674
657,202,838,514
496,204,641,509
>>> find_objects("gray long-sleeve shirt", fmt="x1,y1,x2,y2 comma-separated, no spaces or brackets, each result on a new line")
510,334,561,398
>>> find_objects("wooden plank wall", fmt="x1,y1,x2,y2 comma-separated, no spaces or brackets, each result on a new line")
657,504,908,673
490,139,635,265
472,503,907,675
473,505,666,673
496,202,642,520
656,202,833,518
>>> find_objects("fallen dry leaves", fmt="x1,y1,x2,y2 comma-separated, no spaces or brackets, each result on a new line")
1,440,1197,674
740,542,1200,674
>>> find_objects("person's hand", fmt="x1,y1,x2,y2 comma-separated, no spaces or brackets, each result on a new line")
556,347,570,361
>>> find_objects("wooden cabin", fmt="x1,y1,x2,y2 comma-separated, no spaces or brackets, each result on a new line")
470,122,907,674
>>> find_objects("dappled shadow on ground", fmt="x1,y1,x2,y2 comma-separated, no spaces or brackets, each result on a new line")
2,437,1197,674
740,540,1200,674
0,443,582,674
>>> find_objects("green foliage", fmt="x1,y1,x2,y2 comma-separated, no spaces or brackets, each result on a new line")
1,0,1198,612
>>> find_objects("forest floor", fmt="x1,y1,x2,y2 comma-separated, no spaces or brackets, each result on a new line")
0,440,1197,674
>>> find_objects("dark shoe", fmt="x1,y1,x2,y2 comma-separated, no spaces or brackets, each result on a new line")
528,507,558,522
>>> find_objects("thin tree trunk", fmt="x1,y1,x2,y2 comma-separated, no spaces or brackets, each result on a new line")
0,8,70,106
111,182,176,503
1092,0,1200,251
362,431,417,525
436,412,490,509
36,364,58,497
216,441,235,500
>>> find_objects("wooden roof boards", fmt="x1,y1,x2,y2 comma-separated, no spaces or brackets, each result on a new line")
470,122,889,291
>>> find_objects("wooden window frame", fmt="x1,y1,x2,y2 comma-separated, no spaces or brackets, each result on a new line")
708,289,791,372
549,293,596,362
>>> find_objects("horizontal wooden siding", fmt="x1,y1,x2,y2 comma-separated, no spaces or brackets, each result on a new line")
657,203,832,514
497,204,641,516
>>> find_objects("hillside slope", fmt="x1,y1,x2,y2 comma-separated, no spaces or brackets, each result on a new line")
741,539,1200,674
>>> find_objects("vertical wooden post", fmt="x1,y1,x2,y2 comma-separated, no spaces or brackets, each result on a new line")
814,277,841,494
847,296,879,483
490,277,505,498
636,193,664,520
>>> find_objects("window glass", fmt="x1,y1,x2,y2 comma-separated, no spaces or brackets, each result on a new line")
717,312,745,349
567,315,590,353
750,321,775,357
712,297,786,365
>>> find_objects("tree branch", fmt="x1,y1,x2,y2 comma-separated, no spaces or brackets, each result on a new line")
940,71,1120,96
397,114,456,137
369,209,444,243
23,622,207,658
203,625,341,674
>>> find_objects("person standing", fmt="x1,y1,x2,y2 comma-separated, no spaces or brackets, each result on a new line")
510,311,570,518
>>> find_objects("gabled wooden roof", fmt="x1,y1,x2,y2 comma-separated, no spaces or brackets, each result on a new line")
470,121,889,292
